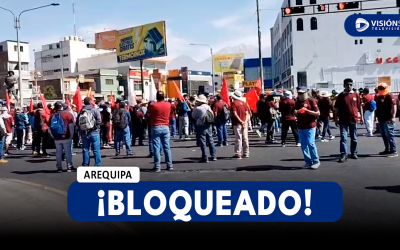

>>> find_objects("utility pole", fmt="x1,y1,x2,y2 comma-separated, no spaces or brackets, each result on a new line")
72,0,77,36
60,40,65,101
256,0,264,92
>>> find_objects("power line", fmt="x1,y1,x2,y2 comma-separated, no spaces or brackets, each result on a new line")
225,11,256,47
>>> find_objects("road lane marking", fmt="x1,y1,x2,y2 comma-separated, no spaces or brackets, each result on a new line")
1,178,138,235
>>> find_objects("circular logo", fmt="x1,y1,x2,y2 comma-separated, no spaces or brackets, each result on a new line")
355,18,369,32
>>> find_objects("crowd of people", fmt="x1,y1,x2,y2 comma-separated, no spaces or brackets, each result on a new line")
0,78,398,172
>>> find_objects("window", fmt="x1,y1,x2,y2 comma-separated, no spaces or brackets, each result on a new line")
14,45,17,51
42,57,53,63
63,54,68,57
155,63,166,69
0,45,3,52
43,70,53,76
49,45,53,49
296,0,302,5
56,43,60,49
377,11,381,14
20,46,23,52
310,17,317,30
105,79,114,85
377,38,382,43
63,68,69,71
134,83,142,91
144,62,155,68
54,69,61,72
310,0,316,4
355,40,358,44
297,18,304,31
360,39,363,44
53,55,60,58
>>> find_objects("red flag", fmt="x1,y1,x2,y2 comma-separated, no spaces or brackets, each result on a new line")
5,90,10,111
221,76,230,106
73,86,83,113
110,91,115,107
66,97,71,109
173,81,184,101
29,98,34,112
255,78,262,96
39,92,51,121
246,88,259,113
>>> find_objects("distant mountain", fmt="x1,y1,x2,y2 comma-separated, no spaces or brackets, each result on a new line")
167,44,271,72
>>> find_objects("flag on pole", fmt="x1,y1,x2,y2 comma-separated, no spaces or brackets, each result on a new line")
110,91,115,107
73,86,83,113
29,98,34,112
173,81,184,101
221,76,230,106
149,75,157,101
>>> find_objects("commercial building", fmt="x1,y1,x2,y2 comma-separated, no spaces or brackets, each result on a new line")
0,40,31,103
167,68,213,97
270,0,400,92
243,57,273,88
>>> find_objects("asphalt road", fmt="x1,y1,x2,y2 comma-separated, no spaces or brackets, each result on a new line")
1,123,400,239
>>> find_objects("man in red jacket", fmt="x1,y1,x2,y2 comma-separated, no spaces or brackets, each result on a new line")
34,102,50,157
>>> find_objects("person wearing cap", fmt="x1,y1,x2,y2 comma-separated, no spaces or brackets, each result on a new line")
212,94,229,147
100,102,112,148
375,83,398,157
112,101,133,156
361,88,376,137
294,86,320,169
317,91,335,142
334,78,363,163
230,90,250,159
49,101,76,172
192,94,217,162
77,97,102,166
14,107,29,150
264,94,278,144
0,107,13,159
176,94,191,140
279,90,300,147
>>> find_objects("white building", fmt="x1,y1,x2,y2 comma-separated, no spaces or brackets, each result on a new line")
270,0,400,92
0,40,31,102
34,36,112,79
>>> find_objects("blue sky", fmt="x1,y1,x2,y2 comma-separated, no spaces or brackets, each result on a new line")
0,0,282,66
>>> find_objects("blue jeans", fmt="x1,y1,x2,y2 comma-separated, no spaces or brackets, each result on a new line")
114,127,132,154
170,118,176,136
379,121,397,152
215,120,228,144
151,126,172,169
339,123,357,155
55,139,73,169
196,125,216,160
0,136,5,159
81,132,102,166
298,128,319,166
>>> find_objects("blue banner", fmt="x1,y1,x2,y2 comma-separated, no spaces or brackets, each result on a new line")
68,181,343,222
345,14,400,37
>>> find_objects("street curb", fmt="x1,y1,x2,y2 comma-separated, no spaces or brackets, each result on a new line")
1,178,138,236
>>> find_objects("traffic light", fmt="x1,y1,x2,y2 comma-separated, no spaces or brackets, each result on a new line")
317,4,326,11
397,0,400,7
283,6,305,15
337,2,359,10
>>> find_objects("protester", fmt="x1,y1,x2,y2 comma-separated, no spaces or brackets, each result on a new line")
49,101,76,172
362,88,376,137
3,71,18,100
192,94,217,162
0,114,7,163
34,102,50,157
112,101,133,156
169,99,177,137
256,94,267,137
14,107,29,150
77,97,102,166
334,78,363,163
212,94,229,147
375,83,397,157
177,94,190,140
148,91,173,172
230,90,250,159
317,91,335,142
279,90,300,147
0,107,13,156
265,94,278,144
295,86,320,169
100,103,112,148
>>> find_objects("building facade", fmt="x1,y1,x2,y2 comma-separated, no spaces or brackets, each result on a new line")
33,36,112,79
271,0,400,92
0,40,31,103
243,57,273,88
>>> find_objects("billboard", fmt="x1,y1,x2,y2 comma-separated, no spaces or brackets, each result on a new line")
213,53,244,73
116,21,167,63
95,30,117,50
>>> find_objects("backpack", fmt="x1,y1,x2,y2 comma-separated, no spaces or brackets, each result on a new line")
78,109,95,131
222,104,230,121
203,107,215,124
368,100,377,112
50,113,65,137
113,109,127,129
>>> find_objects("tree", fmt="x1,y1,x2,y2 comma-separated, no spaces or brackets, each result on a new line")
43,85,57,99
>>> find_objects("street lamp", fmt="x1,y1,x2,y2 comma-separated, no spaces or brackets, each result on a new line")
0,3,60,106
189,43,215,94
